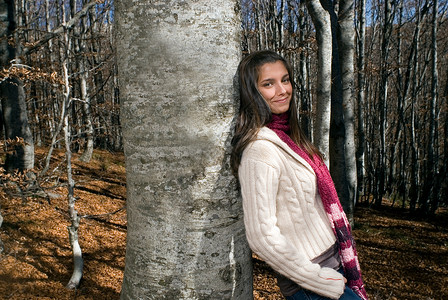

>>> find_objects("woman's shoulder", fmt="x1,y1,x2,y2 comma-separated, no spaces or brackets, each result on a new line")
242,128,283,161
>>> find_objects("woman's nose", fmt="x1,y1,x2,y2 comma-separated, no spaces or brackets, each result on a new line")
276,83,286,94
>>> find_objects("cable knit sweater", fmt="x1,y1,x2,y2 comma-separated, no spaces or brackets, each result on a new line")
239,127,345,299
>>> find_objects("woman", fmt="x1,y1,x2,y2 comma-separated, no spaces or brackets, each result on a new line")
231,50,368,300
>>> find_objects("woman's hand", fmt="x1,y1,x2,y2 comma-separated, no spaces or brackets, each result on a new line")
344,277,347,284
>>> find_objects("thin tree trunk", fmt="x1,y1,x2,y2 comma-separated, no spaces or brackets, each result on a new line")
306,0,332,165
298,2,311,139
356,0,366,202
61,2,83,289
409,0,426,212
79,2,94,162
375,0,394,207
427,0,439,214
338,0,357,218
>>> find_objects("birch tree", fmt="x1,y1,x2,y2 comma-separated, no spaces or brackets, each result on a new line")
116,0,252,298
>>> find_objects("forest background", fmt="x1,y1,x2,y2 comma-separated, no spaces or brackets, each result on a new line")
0,0,447,299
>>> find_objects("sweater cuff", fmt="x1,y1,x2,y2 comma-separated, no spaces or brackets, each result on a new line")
297,265,345,299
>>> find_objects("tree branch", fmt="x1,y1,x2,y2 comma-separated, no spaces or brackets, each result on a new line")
22,0,101,55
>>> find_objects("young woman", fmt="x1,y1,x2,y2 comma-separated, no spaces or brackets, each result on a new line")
231,50,368,300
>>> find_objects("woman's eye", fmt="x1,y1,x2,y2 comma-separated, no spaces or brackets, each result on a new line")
282,78,290,83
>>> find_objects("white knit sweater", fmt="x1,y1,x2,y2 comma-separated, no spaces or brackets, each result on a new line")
239,127,345,299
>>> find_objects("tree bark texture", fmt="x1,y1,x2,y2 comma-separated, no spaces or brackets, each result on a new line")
0,0,34,172
355,0,366,202
306,0,332,165
116,1,252,299
337,0,357,214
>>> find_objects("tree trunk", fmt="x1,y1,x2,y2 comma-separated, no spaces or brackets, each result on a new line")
116,1,251,298
337,0,357,219
409,1,425,212
427,0,439,214
78,3,94,162
61,2,83,289
0,0,34,172
306,0,332,165
375,0,394,207
298,2,311,139
355,0,366,202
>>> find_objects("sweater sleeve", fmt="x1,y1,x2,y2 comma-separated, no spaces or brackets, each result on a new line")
239,144,345,299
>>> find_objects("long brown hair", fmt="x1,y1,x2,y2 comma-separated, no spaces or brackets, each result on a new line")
230,50,321,175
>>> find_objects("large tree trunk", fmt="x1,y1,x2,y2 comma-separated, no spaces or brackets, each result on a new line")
116,1,252,299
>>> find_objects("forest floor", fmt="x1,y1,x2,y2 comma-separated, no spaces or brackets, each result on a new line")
0,149,447,300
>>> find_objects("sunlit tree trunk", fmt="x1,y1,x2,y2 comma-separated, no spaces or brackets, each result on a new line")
306,0,332,165
116,0,252,298
62,1,83,289
78,1,94,162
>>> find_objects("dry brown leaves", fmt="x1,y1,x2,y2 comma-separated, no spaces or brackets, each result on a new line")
1,149,447,299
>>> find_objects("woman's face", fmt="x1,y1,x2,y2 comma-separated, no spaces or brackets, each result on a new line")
257,61,292,114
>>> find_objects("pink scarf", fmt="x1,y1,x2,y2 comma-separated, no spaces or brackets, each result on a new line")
267,113,368,300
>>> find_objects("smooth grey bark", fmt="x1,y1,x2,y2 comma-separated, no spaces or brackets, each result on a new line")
337,0,357,219
320,0,351,219
355,0,366,202
78,5,94,162
306,0,332,165
0,0,34,172
116,1,251,299
61,2,83,289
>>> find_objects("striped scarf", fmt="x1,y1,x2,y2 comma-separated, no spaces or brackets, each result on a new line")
267,113,368,300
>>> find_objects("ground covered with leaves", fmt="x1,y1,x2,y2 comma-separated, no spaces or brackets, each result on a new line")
0,149,447,299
